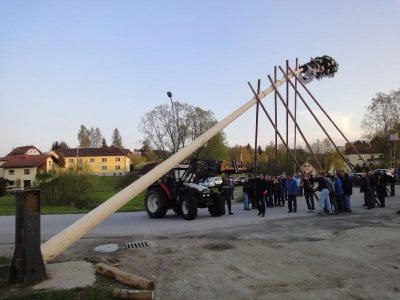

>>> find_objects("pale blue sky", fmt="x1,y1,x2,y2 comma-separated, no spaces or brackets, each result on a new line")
1,0,399,156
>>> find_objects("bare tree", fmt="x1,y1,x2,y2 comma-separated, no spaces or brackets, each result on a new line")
77,125,90,148
140,101,219,157
362,89,400,138
89,127,103,148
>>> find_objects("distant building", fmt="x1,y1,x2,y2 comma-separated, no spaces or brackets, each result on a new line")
0,145,59,189
57,147,132,176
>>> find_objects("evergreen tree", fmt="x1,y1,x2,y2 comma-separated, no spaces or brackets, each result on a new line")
111,128,123,148
101,138,108,147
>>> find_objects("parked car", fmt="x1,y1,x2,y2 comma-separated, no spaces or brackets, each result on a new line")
201,176,223,188
228,176,240,185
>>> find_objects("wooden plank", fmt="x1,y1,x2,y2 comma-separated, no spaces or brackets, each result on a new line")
96,263,154,290
112,288,154,299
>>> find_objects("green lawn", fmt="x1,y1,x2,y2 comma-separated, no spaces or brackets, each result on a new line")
0,192,146,215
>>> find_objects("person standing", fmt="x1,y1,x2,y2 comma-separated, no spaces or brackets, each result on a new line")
368,171,377,208
219,177,233,215
360,172,373,209
265,175,274,207
334,173,345,213
285,174,298,213
275,177,284,207
228,178,235,200
314,172,333,215
302,174,315,212
324,174,337,213
255,174,267,217
242,176,252,210
342,173,353,212
375,171,387,208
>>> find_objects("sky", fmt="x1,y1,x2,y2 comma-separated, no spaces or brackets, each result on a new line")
1,0,400,157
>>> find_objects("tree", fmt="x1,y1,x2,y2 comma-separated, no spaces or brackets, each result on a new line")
111,128,123,148
197,133,228,161
101,138,108,148
78,125,90,148
89,127,103,148
362,89,400,138
51,141,69,151
140,101,222,158
57,152,66,168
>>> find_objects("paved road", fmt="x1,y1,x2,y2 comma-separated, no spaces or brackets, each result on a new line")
1,187,399,245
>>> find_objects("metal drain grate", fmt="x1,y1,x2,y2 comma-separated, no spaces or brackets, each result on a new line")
124,240,152,250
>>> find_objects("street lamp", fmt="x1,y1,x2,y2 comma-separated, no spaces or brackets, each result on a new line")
167,91,178,153
389,133,398,168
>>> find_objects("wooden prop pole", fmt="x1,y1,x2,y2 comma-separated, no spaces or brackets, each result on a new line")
40,69,301,263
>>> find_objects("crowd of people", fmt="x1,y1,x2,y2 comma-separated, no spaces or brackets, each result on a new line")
230,170,393,217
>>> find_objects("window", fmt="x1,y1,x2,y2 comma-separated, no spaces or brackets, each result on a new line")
115,165,121,170
8,170,14,175
102,157,107,162
24,169,30,175
78,158,82,163
9,180,14,186
90,158,95,163
115,157,121,162
48,160,52,166
68,158,74,163
102,166,107,170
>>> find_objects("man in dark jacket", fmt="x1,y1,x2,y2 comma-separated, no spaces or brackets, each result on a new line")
360,172,374,209
255,174,267,217
219,177,233,215
342,173,353,212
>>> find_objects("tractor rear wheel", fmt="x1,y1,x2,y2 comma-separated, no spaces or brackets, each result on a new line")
145,188,168,218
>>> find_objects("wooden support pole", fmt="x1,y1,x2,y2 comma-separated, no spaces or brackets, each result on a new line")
96,263,154,290
40,68,301,264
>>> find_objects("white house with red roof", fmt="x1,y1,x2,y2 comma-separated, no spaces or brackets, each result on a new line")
0,146,58,190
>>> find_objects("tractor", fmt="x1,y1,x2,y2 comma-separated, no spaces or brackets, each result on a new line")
144,158,226,220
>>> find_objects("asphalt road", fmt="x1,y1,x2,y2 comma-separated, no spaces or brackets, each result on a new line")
1,187,399,245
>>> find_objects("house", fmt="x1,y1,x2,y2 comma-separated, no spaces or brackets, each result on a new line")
0,146,59,189
6,145,42,156
57,147,132,176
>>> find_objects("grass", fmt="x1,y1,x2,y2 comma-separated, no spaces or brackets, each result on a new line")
0,175,146,215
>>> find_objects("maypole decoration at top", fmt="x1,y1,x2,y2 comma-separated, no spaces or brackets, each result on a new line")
298,55,339,84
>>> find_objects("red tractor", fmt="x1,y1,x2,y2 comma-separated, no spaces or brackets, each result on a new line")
144,159,226,220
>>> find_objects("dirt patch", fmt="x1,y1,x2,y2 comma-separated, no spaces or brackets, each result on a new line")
33,213,400,300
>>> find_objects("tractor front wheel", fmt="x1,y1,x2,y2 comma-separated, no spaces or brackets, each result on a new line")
180,193,198,220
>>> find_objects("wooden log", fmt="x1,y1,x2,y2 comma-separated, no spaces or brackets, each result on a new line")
112,288,154,299
40,68,301,263
96,263,154,290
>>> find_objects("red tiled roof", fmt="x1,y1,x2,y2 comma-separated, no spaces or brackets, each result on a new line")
57,147,131,158
0,154,51,168
7,145,42,156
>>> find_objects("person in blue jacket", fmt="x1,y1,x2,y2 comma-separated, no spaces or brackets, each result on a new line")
284,174,298,213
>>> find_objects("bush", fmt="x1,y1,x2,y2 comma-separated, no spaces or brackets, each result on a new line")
115,172,139,190
38,173,95,207
0,179,10,196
